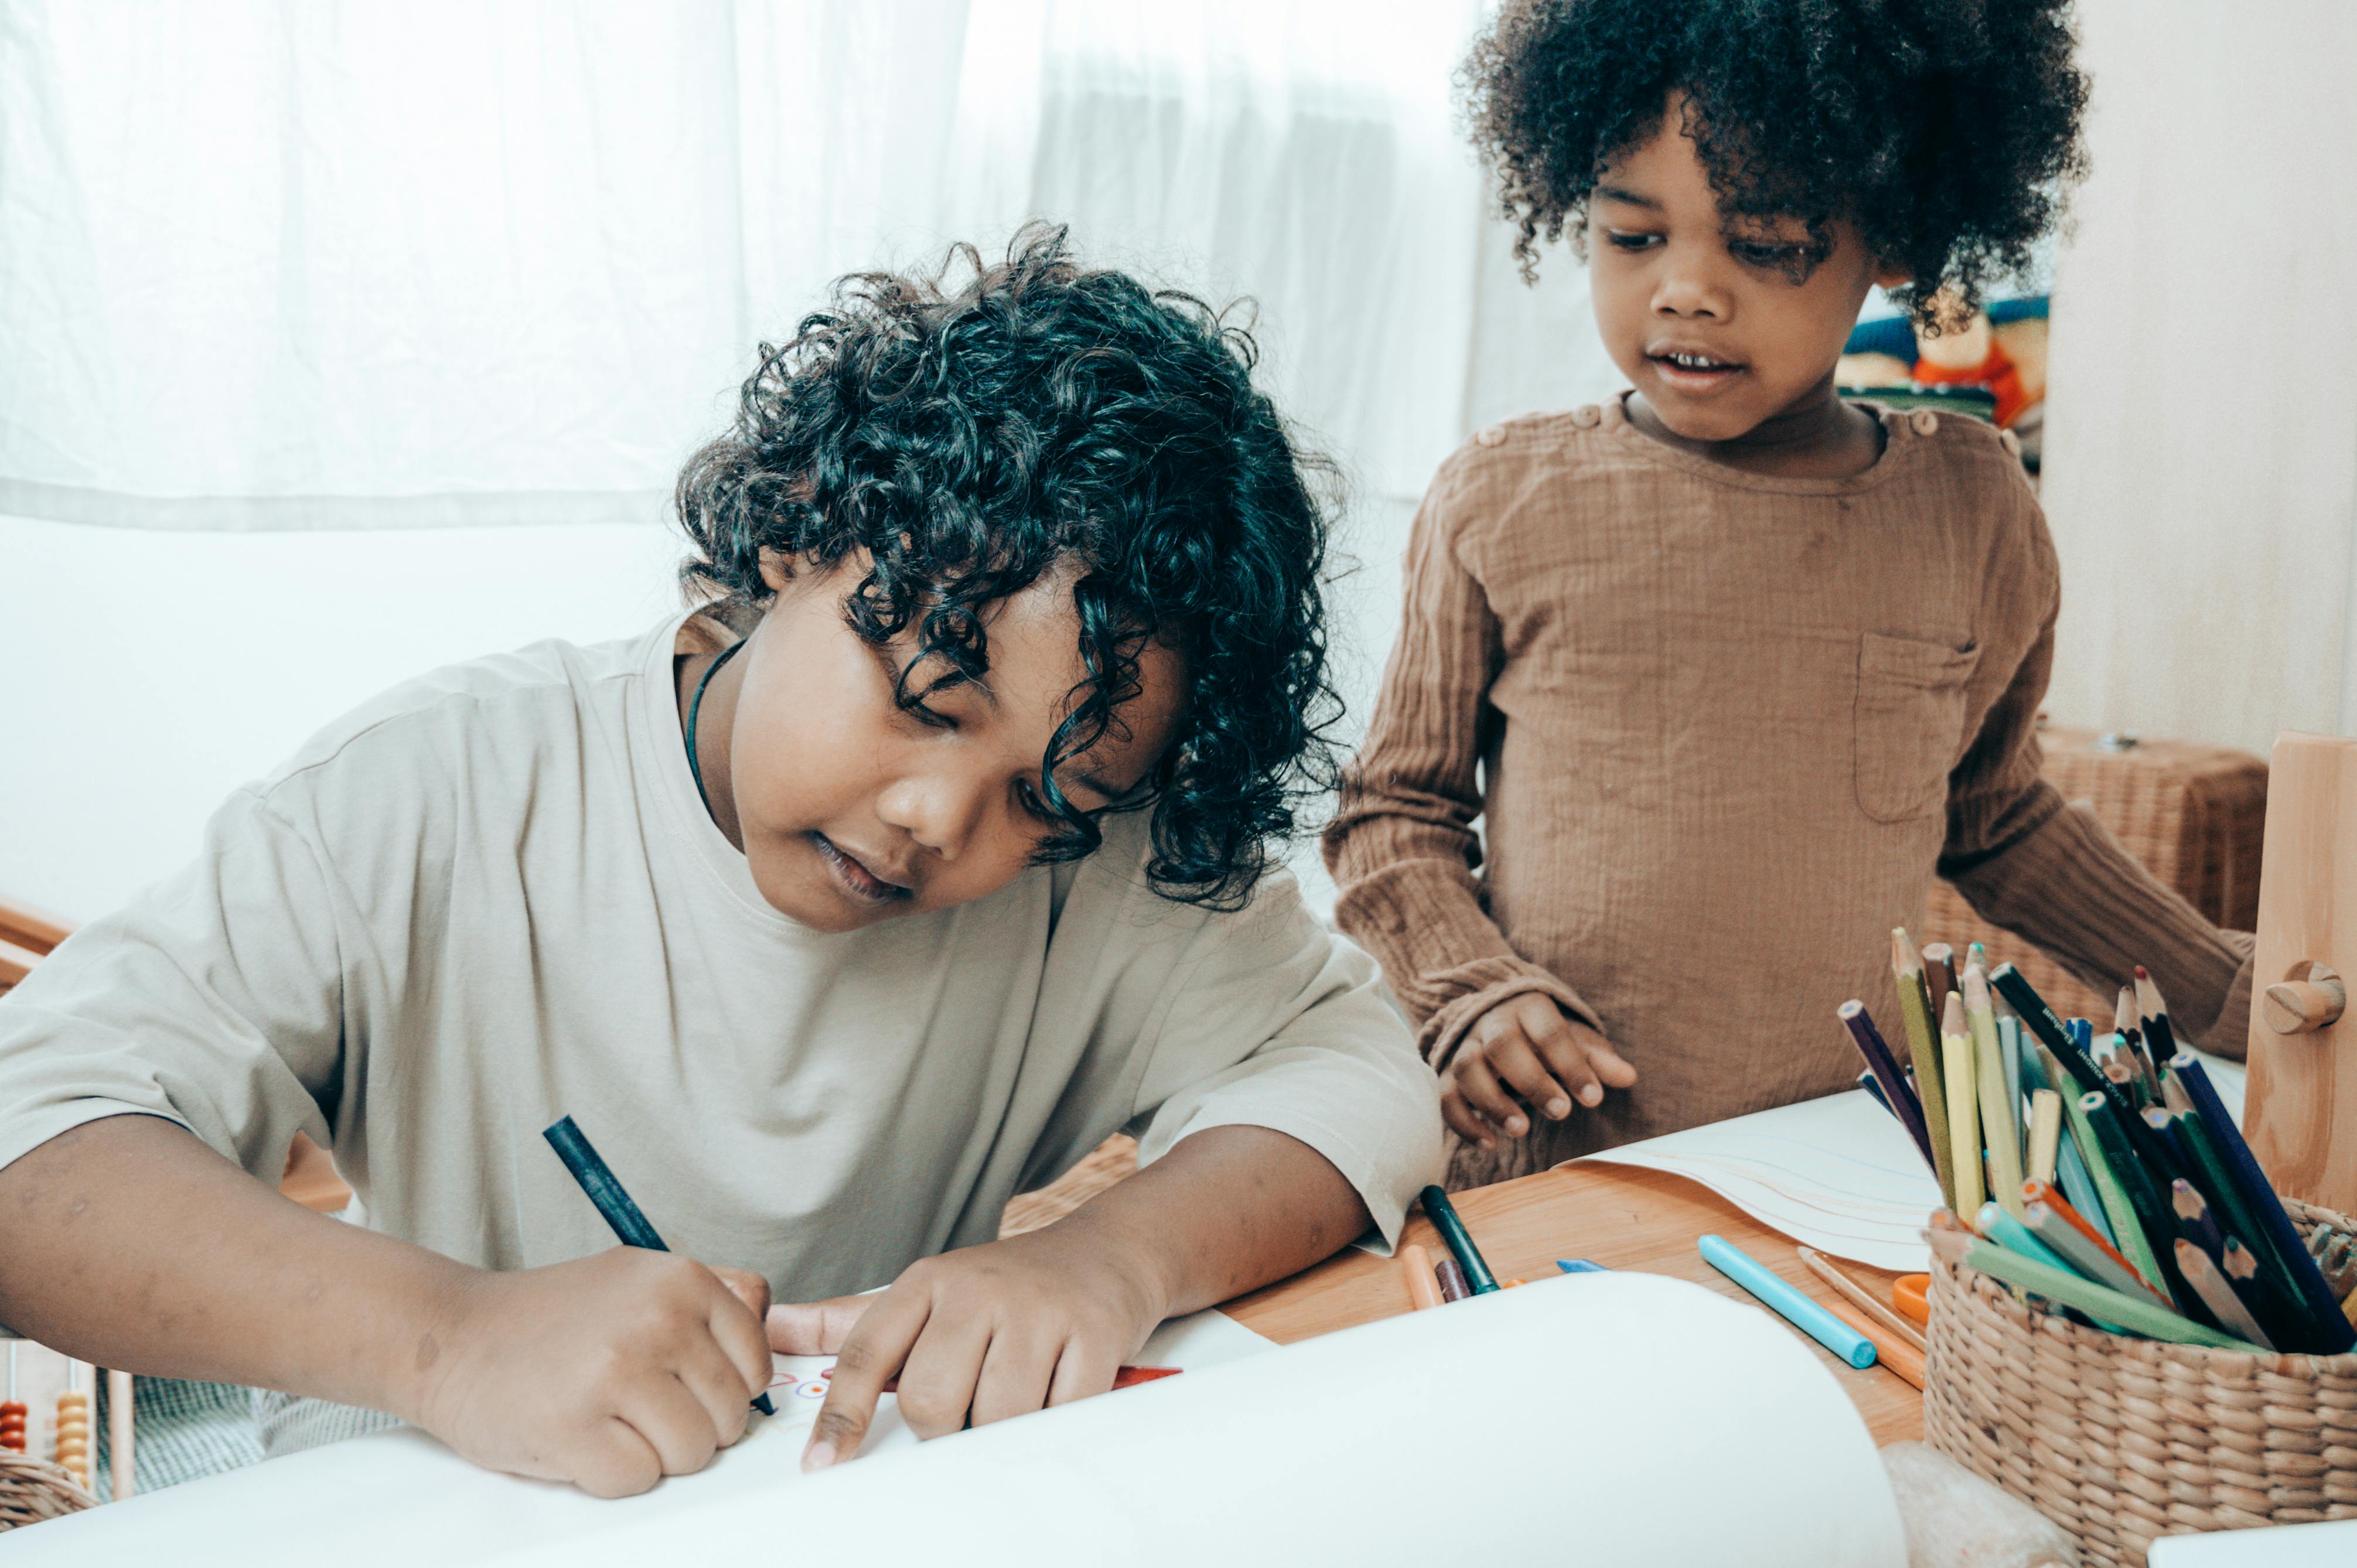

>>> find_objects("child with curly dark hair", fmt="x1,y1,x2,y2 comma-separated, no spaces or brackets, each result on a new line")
1327,1,2254,1187
0,228,1440,1492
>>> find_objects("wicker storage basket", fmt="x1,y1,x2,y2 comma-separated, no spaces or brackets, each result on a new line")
0,1451,97,1532
1926,727,2267,1025
1924,1195,2357,1566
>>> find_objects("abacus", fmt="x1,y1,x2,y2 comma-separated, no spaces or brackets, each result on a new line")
0,1338,134,1531
1,1344,25,1455
0,1340,100,1531
52,1367,89,1492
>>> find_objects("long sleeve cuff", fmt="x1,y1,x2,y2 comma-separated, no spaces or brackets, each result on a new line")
1944,798,2256,1055
1411,959,1605,1072
1331,859,1605,1070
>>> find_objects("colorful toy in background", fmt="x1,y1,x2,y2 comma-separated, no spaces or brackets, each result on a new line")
1838,294,2049,470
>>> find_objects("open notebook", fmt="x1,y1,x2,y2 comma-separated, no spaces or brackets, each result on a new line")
16,1276,1906,1567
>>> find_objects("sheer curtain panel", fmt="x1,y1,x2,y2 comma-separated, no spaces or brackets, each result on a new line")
0,0,1486,531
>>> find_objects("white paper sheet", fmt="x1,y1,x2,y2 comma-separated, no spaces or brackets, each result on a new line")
747,1303,1267,1461
7,1308,1270,1566
18,1281,1906,1568
1575,1089,1946,1272
2147,1518,2357,1566
489,1273,1906,1568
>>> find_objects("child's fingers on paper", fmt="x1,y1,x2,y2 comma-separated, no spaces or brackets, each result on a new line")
765,1293,870,1355
1451,1052,1530,1138
1486,1030,1575,1122
803,1289,930,1469
619,1376,724,1482
674,1342,757,1448
968,1324,1063,1427
704,1262,772,1323
892,1308,995,1440
1043,1333,1123,1409
572,1415,666,1499
702,1277,773,1406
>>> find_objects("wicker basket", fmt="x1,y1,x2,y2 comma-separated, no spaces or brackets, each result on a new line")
1924,1195,2357,1566
0,1451,97,1532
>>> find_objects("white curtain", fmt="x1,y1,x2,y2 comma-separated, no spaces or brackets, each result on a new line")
0,0,1486,530
2040,0,2357,755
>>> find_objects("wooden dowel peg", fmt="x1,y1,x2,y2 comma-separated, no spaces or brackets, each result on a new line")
2263,964,2346,1036
2246,732,2357,1212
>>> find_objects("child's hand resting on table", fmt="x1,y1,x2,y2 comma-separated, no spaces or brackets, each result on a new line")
1442,992,1636,1149
408,1249,773,1498
766,1221,1165,1471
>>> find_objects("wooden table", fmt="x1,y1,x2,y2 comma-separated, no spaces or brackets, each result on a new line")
1224,1162,1925,1445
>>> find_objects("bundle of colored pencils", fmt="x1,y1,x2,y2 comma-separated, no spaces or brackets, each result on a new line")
1839,932,2357,1357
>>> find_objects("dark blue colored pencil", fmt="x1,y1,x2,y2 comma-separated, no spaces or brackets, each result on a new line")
1840,1002,1935,1169
544,1115,777,1413
2170,1178,2224,1263
2167,1056,2357,1354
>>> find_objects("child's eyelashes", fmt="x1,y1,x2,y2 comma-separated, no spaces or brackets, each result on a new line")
904,700,959,732
1602,229,1813,274
1730,240,1809,269
1014,777,1062,826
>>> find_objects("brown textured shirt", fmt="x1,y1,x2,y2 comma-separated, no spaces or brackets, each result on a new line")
1325,394,2254,1187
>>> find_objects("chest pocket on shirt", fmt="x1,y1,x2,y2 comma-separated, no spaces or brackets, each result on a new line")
1853,632,1981,824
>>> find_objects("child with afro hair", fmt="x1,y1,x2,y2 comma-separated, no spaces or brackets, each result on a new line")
1327,0,2255,1186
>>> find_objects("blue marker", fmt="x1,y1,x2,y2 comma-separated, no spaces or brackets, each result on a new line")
1556,1259,1611,1275
1698,1235,1876,1369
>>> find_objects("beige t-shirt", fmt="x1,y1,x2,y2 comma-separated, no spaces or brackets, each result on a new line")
0,612,1442,1293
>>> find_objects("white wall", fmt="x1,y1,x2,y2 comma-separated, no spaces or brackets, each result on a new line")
0,513,683,920
2038,0,2357,757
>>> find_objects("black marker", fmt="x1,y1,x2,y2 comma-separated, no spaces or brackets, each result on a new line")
543,1115,776,1415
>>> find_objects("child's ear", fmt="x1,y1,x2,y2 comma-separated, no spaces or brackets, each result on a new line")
758,548,795,595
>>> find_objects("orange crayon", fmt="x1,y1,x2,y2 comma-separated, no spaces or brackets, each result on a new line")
1399,1244,1444,1311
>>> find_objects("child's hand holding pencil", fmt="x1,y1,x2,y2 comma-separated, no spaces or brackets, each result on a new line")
411,1248,776,1498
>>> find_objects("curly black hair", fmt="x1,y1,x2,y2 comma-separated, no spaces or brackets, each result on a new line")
1461,0,2090,324
674,225,1343,911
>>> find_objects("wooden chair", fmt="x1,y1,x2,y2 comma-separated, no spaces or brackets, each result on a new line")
0,898,69,997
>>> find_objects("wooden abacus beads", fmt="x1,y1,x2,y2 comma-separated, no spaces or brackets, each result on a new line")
52,1391,89,1490
1,1343,23,1456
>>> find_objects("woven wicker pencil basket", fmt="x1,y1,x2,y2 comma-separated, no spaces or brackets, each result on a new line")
1923,1194,2357,1567
0,1451,97,1532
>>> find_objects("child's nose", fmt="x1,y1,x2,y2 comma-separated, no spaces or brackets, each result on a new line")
876,768,989,863
1650,259,1731,320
